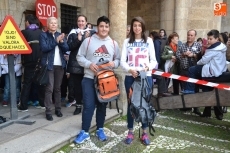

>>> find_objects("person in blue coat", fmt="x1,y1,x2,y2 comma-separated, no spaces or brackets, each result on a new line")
39,17,69,121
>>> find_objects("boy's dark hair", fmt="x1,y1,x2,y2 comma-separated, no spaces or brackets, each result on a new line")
97,16,110,26
25,14,39,26
207,29,219,39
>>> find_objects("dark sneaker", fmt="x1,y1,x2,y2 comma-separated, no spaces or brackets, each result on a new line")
73,105,82,115
74,130,90,144
125,131,134,144
2,101,8,107
193,108,201,116
61,97,66,103
55,110,63,117
32,101,39,107
66,100,76,107
96,128,107,141
17,106,28,112
141,133,150,145
27,101,33,106
46,114,53,121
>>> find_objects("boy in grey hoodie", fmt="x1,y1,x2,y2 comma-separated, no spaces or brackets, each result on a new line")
74,16,120,144
182,29,227,94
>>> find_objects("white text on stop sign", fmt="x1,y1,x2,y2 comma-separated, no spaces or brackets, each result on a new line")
37,3,57,17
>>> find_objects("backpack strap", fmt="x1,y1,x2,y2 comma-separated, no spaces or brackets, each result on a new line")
87,37,115,52
112,39,115,49
115,99,119,113
139,71,146,107
86,36,92,51
108,99,120,113
149,123,155,136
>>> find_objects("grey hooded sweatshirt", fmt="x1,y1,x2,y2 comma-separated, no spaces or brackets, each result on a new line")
77,34,120,79
197,42,227,77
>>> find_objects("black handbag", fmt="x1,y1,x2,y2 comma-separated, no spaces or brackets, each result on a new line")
33,56,49,86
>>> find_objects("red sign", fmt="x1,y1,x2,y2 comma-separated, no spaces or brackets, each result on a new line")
35,0,57,26
0,15,32,54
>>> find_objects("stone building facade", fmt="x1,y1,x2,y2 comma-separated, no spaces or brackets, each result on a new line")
0,0,229,115
128,0,228,42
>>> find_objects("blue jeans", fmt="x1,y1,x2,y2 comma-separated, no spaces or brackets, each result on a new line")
125,75,153,130
185,65,203,91
81,77,107,132
3,74,21,102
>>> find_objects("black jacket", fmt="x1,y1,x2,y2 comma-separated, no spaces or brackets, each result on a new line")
21,29,43,67
67,30,95,74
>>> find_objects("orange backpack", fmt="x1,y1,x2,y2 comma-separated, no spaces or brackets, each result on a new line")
94,58,120,113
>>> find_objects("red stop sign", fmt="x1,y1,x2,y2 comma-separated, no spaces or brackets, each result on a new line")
35,0,57,26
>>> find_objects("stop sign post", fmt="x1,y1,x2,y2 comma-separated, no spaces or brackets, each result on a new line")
35,0,58,26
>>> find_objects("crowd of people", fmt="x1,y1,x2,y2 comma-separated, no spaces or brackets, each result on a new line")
0,13,229,146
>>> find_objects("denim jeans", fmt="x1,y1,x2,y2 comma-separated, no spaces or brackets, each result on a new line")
81,77,107,132
185,65,203,91
124,75,153,130
3,74,21,102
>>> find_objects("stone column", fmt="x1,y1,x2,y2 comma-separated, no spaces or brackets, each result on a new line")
174,0,189,42
109,0,127,115
160,0,175,35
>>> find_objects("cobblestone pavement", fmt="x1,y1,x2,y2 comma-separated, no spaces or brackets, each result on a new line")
56,109,230,153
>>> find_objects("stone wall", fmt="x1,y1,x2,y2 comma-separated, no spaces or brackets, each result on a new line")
221,0,230,34
0,0,108,30
127,0,161,33
55,0,108,26
173,0,223,42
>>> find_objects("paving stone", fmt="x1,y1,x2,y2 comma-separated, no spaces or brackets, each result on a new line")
0,132,16,144
0,129,70,153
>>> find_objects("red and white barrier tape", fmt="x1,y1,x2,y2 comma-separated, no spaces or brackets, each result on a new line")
152,70,230,91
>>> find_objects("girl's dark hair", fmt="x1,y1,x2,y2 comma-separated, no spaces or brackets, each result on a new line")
168,33,179,44
197,37,203,42
150,31,160,39
77,15,87,22
129,16,147,43
159,29,167,37
220,33,228,44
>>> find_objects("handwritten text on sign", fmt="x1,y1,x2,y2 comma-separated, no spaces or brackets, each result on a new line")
0,20,28,51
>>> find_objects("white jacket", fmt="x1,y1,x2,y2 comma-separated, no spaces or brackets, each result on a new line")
197,42,227,77
0,54,22,76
